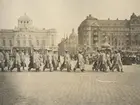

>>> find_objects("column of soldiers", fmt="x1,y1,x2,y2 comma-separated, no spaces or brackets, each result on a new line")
92,49,123,72
1,48,139,72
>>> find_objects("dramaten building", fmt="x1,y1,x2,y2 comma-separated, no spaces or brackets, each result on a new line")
78,13,140,51
0,13,57,51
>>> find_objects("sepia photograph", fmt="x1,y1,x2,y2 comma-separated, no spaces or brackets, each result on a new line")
0,0,140,105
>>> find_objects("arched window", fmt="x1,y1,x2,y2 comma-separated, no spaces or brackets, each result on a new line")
3,40,6,46
9,40,12,46
23,40,26,46
42,40,45,46
37,40,39,46
29,40,32,46
17,40,20,46
115,38,117,46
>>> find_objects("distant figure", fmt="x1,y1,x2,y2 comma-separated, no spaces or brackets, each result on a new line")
111,50,123,72
10,49,21,72
74,50,85,72
47,49,53,72
0,49,5,72
52,50,59,71
60,50,71,72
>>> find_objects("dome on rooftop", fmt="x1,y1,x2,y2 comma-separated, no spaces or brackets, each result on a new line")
80,14,98,27
18,13,31,21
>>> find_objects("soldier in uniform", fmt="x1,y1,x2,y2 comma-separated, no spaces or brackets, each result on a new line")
28,49,36,71
34,50,41,72
111,50,123,72
4,50,10,70
10,49,21,72
47,49,53,72
73,50,85,72
25,50,30,70
100,49,108,72
52,50,59,71
92,50,101,72
60,50,71,72
0,49,5,72
20,50,26,70
43,49,49,71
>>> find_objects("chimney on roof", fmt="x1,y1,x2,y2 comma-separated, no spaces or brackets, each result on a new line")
117,18,119,20
89,14,92,17
108,18,110,20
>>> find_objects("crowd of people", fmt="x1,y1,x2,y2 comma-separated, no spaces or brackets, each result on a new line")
0,48,139,72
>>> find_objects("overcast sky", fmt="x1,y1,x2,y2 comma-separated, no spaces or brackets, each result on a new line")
0,0,140,43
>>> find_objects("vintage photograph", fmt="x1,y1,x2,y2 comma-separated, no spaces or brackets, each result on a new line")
0,0,140,105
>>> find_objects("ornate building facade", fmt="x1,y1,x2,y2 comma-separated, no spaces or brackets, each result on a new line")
58,29,78,55
78,13,140,51
0,14,57,51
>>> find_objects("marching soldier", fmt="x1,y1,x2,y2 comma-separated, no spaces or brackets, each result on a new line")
106,49,112,71
28,49,36,71
5,50,10,70
47,49,53,72
34,50,41,72
52,50,59,71
92,50,101,72
0,49,5,72
10,49,21,72
100,49,108,72
74,50,85,72
43,49,49,71
60,50,71,72
20,50,26,70
111,50,123,72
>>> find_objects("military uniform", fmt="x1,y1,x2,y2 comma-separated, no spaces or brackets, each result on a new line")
47,49,53,72
52,50,59,71
111,51,123,72
28,50,36,71
0,51,5,71
74,51,85,72
100,50,108,72
34,51,41,72
43,50,49,71
20,51,26,70
60,50,71,72
5,51,10,70
11,49,21,72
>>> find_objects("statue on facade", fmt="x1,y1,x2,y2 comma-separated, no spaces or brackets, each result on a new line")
101,34,110,49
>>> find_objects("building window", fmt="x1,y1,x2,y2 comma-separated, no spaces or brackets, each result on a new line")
23,40,26,46
17,40,20,46
29,40,32,46
29,35,31,38
3,40,6,46
9,40,12,46
37,40,39,46
42,40,45,46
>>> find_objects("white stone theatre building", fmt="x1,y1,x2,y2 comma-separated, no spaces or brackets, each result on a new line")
0,14,57,51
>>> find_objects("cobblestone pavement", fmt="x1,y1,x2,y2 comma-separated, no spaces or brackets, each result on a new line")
0,65,140,105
